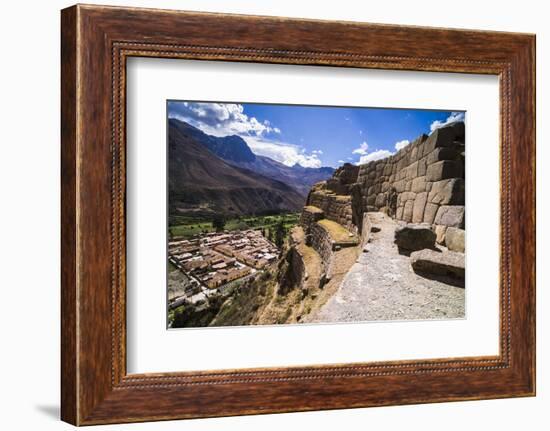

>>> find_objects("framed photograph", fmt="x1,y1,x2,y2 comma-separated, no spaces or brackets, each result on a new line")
61,4,536,425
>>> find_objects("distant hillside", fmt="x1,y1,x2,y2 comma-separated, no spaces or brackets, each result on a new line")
168,119,305,218
169,119,334,196
235,156,334,196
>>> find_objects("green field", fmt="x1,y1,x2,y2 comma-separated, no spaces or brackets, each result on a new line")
169,213,300,239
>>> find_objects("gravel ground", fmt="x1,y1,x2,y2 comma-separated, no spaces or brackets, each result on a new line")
311,213,465,323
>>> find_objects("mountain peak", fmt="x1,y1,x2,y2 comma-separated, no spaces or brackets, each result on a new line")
169,118,256,163
168,118,334,196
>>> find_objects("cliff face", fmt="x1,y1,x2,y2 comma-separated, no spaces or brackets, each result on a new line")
303,121,465,242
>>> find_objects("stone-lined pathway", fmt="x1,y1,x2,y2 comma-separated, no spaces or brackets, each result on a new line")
310,212,465,323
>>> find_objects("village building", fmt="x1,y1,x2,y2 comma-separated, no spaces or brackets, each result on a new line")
168,229,279,299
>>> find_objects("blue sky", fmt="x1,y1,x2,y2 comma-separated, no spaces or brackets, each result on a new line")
168,101,464,168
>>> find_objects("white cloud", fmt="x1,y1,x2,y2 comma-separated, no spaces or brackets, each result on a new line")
395,139,410,151
359,130,363,135
168,101,281,137
338,159,345,163
430,112,465,133
244,136,322,168
168,101,328,168
352,141,369,155
358,149,394,165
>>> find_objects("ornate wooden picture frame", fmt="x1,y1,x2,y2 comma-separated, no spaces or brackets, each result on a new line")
61,4,535,425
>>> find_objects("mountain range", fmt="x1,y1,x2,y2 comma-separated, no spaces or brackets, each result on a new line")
170,119,334,196
169,119,319,218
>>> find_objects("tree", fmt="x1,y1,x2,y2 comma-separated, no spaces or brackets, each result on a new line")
212,215,226,232
274,220,286,249
236,221,249,231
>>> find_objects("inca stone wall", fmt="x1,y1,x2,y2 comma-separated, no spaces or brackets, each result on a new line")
300,121,465,253
353,121,465,231
307,193,354,231
299,205,325,233
305,164,359,231
309,222,335,277
299,217,359,279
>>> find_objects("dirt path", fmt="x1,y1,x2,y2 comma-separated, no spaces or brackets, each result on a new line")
310,213,465,323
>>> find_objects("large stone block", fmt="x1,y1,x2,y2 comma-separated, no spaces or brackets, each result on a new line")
415,134,429,156
396,206,404,220
367,184,381,195
406,161,419,180
411,176,427,193
360,213,372,248
434,225,447,244
401,191,416,202
426,147,461,165
397,193,405,207
417,157,427,176
445,227,465,252
428,178,465,205
423,203,439,224
375,192,387,208
403,200,414,222
410,145,419,162
394,179,407,193
412,192,428,223
392,163,398,175
434,205,465,228
396,157,408,173
394,224,436,251
426,160,464,182
423,121,465,155
410,248,465,280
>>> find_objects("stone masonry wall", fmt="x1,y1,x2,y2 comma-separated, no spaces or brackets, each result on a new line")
309,221,336,278
304,163,360,231
307,193,354,231
352,121,465,232
299,121,465,269
302,122,465,237
300,205,325,234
